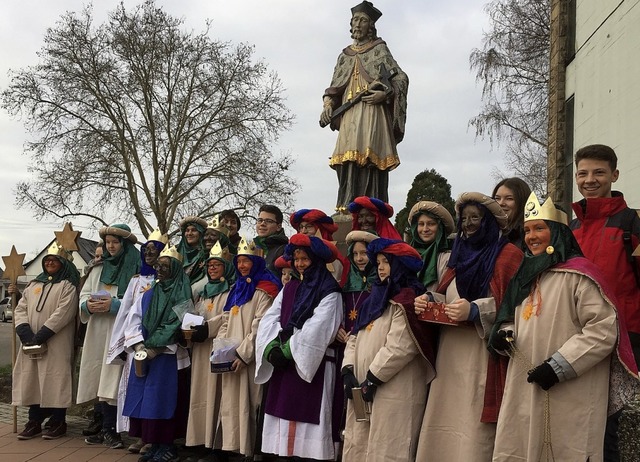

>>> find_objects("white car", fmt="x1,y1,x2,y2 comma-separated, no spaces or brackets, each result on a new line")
0,297,13,322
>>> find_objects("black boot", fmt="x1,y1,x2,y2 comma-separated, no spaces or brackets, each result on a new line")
82,410,103,436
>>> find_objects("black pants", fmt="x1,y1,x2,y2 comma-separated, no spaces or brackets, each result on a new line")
28,405,66,423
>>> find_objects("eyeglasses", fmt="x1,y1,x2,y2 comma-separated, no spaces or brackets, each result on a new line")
207,263,224,269
256,218,277,225
299,224,316,231
153,263,172,272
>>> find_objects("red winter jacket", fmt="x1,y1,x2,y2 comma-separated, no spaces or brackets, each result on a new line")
571,192,640,333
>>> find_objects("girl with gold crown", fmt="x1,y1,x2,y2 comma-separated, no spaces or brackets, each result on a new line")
13,242,80,440
185,240,235,459
217,236,281,460
488,193,640,461
122,244,192,462
78,223,140,449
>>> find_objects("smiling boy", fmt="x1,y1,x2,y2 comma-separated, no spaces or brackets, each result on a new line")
569,144,640,462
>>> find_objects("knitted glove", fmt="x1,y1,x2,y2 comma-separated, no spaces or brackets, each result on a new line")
342,366,359,400
490,329,514,352
190,323,209,343
267,346,291,370
527,361,559,390
33,326,55,345
16,323,36,346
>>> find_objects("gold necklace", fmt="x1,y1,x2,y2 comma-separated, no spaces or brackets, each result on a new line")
351,41,371,52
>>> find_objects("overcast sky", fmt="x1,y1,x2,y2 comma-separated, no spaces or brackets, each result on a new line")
0,0,508,264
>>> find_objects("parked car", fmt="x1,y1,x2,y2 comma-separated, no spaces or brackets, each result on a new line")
0,297,12,322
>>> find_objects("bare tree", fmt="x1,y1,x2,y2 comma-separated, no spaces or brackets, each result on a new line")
2,0,296,236
470,0,550,194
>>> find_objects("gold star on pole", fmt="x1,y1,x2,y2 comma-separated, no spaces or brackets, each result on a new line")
633,244,640,257
2,246,26,284
54,222,81,251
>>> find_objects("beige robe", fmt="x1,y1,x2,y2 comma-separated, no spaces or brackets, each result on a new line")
76,267,124,404
185,291,229,448
218,289,273,456
342,301,432,462
493,269,618,462
416,279,499,462
12,279,78,408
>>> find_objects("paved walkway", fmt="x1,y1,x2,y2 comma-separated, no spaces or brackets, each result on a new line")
0,403,142,461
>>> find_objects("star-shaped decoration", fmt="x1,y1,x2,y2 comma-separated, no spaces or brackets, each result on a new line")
2,246,26,283
231,305,240,316
206,302,214,312
366,321,374,331
54,222,81,251
348,308,358,321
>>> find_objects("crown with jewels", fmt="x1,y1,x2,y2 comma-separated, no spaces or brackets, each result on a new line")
237,236,259,256
159,244,183,263
147,228,169,245
46,241,74,262
523,192,568,225
208,241,232,262
207,214,230,236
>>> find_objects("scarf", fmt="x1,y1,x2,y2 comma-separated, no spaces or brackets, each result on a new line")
177,220,207,283
409,212,450,288
142,258,192,348
35,256,80,287
100,237,141,298
223,255,281,312
489,220,583,349
447,203,507,302
200,256,235,300
342,241,377,293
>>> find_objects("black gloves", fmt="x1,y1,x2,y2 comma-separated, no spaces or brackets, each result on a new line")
342,366,359,399
267,346,291,370
360,371,383,402
527,361,559,390
16,323,36,346
190,323,209,343
33,326,55,345
490,329,514,352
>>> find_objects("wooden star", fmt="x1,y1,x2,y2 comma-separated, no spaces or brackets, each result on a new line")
2,246,26,283
54,222,81,251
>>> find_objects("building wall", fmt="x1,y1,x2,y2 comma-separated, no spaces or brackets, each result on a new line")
565,0,640,207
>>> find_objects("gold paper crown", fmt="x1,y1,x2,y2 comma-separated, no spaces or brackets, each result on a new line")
159,244,184,263
147,228,169,245
523,192,568,225
237,236,259,256
208,241,232,262
207,214,230,236
46,241,74,262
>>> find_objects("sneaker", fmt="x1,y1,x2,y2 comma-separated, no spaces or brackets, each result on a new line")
84,430,104,445
17,420,42,440
102,430,125,449
139,443,154,455
138,444,159,462
43,417,53,430
42,421,67,440
82,412,103,436
152,444,180,462
129,438,145,453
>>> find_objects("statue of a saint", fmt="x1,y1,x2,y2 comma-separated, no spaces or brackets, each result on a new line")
320,1,408,213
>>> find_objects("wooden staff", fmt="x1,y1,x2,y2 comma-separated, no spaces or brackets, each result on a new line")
2,246,26,433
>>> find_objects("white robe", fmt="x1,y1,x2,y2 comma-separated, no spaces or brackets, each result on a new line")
255,290,343,460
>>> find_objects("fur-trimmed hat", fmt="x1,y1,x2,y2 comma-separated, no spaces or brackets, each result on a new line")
408,201,456,235
455,192,508,230
99,223,138,244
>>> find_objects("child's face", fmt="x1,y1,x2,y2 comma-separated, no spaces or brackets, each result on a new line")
376,254,390,282
293,249,312,275
352,241,369,271
281,268,293,285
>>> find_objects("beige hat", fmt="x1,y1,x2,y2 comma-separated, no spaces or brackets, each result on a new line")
408,201,456,235
98,224,138,244
455,192,508,230
345,230,378,246
179,216,208,231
